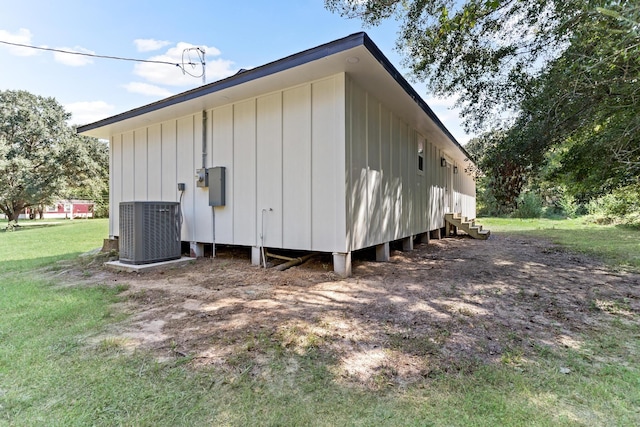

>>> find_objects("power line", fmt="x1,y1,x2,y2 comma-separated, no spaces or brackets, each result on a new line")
0,39,196,69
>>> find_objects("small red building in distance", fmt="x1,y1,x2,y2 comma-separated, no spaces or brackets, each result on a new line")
21,199,95,220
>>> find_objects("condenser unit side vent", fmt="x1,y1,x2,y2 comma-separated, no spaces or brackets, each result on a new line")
119,201,181,265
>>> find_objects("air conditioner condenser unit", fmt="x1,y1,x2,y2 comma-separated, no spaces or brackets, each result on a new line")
119,201,181,264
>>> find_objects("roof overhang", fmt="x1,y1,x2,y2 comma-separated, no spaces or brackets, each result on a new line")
77,32,472,162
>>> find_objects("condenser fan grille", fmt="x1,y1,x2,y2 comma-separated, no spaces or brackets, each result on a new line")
119,202,181,264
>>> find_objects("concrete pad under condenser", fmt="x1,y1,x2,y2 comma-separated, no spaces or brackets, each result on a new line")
104,257,194,273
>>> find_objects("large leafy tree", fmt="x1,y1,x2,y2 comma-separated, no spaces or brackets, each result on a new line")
515,3,640,200
465,131,529,214
64,132,110,217
327,0,639,208
326,0,585,132
0,90,107,222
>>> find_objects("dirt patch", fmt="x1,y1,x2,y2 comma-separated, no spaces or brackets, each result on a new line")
61,234,640,388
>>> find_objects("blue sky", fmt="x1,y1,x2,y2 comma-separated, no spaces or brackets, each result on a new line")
0,0,472,144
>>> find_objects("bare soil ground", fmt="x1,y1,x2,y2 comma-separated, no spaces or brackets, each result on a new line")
62,234,640,388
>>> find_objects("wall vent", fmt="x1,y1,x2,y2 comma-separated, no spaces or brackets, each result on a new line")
119,201,181,264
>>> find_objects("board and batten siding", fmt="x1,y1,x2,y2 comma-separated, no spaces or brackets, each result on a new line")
457,162,476,220
109,73,348,253
346,77,429,251
345,76,475,252
108,70,474,253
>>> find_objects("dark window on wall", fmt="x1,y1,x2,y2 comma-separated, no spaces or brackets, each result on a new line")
417,141,424,172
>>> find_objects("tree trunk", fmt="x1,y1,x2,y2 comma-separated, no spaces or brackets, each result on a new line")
5,202,25,222
7,211,20,222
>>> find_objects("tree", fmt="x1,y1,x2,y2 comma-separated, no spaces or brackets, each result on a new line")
466,130,530,214
326,0,587,132
513,3,640,201
64,132,110,217
327,0,639,211
0,90,107,222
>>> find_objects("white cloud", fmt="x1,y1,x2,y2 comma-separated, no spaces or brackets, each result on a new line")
123,82,174,98
0,28,37,56
134,38,172,52
65,101,115,125
133,42,235,87
53,46,94,66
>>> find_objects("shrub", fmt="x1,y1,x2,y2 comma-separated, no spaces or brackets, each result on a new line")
477,188,504,217
476,177,514,217
587,184,640,227
557,189,581,218
93,202,109,218
624,212,640,229
512,191,543,218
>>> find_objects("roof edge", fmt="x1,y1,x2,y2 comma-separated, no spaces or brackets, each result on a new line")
359,33,472,161
77,32,368,134
77,31,472,162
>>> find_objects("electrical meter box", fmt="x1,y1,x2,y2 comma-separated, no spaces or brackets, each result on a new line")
196,168,208,187
207,166,226,206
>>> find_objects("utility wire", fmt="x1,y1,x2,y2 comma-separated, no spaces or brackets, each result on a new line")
0,39,196,68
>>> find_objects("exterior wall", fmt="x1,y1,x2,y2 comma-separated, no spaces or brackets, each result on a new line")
428,141,447,230
109,122,185,237
346,77,437,251
109,74,347,252
455,160,477,220
345,77,474,251
107,71,475,252
428,150,476,231
68,202,93,218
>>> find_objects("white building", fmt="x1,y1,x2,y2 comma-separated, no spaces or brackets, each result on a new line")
78,33,477,276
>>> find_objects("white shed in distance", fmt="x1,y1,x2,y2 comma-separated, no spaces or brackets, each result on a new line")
78,32,477,276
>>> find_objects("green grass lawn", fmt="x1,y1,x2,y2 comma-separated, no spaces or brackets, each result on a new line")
480,217,640,271
0,219,106,273
1,217,639,425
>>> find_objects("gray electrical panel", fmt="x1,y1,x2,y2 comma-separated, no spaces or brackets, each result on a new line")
208,166,226,206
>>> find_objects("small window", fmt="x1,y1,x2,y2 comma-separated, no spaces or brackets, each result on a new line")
417,141,424,172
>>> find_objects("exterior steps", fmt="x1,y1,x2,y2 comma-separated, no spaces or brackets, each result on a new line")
444,213,490,240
